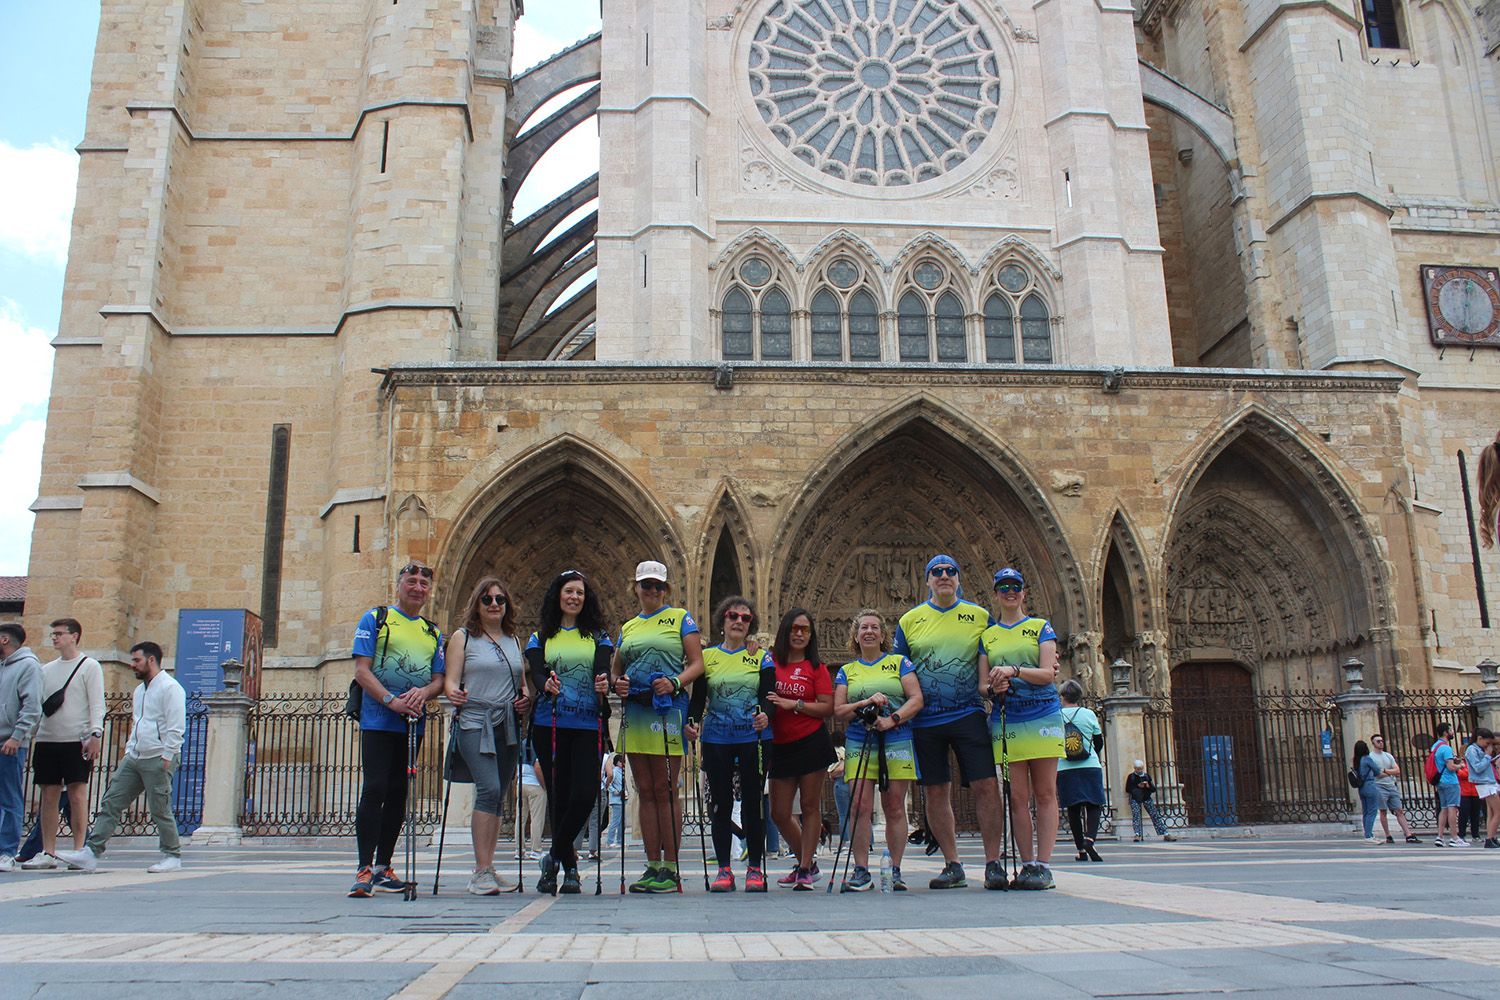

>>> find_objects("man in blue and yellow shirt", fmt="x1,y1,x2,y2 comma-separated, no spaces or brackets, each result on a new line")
348,560,445,897
894,554,1008,891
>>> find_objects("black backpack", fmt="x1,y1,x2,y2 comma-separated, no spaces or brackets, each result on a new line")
343,606,440,722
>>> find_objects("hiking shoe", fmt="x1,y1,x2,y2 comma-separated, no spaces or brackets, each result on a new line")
984,859,1008,890
777,866,800,887
642,868,681,893
20,854,58,870
467,869,501,896
560,867,582,894
710,866,736,893
146,855,182,873
628,866,659,893
840,866,873,892
808,861,822,883
348,866,375,897
1012,862,1055,890
744,866,767,892
792,867,816,890
373,866,406,892
55,846,98,873
536,853,560,895
929,861,967,889
890,866,907,891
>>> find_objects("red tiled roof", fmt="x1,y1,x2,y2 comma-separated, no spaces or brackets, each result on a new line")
0,577,26,602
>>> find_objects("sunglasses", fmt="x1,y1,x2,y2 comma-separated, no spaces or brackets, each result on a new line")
929,566,959,578
638,579,667,592
479,594,507,607
401,564,434,579
789,624,811,635
724,611,753,623
995,584,1023,594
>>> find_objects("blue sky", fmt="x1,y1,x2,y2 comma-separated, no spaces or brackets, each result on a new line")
0,2,598,576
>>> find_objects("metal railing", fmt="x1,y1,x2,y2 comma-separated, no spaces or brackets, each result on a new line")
20,693,208,840
1376,689,1477,828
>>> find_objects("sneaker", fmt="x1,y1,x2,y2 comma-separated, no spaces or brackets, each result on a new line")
560,867,582,894
146,855,182,873
1434,838,1447,847
642,867,681,893
491,869,517,893
1161,833,1178,842
1030,863,1055,890
1361,837,1381,845
710,866,736,893
792,867,816,891
1405,835,1421,844
1385,836,1395,844
744,866,767,892
525,850,543,861
890,866,907,891
777,866,800,887
467,869,501,896
0,854,15,873
1012,861,1055,890
20,854,58,870
1132,835,1143,843
737,846,749,862
1451,837,1471,847
348,866,375,897
55,846,98,873
929,861,967,889
807,861,822,883
840,866,873,892
536,854,560,895
1486,839,1500,850
373,866,406,892
984,859,1008,890
628,866,659,893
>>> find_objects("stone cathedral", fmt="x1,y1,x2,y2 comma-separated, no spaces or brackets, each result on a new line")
24,0,1500,718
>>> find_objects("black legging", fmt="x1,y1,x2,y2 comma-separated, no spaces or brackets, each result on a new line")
357,728,423,869
532,724,604,869
1067,802,1103,851
702,740,767,870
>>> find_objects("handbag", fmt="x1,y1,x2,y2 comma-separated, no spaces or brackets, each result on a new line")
41,658,87,718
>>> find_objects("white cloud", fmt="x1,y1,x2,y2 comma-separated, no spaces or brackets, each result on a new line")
0,418,44,575
513,20,578,74
0,300,55,426
0,141,78,266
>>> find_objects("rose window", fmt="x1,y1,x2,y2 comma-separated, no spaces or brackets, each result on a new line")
748,0,1002,186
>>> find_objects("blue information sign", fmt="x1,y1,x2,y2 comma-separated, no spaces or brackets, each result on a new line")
172,609,263,834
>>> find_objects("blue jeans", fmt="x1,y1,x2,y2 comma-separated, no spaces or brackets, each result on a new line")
1360,785,1379,838
0,748,26,856
606,795,623,846
764,795,780,853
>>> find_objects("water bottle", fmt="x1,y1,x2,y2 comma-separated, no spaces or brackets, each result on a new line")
879,849,891,893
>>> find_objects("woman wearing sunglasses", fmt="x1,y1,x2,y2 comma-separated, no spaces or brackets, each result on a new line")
525,570,614,895
688,596,775,893
766,607,835,889
612,560,704,893
983,567,1062,889
445,577,529,895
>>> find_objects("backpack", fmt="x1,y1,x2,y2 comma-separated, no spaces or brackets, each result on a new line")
1424,744,1442,786
344,606,441,722
1347,766,1364,788
1063,708,1091,763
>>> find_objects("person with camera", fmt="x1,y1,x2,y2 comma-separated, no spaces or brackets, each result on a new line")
1124,760,1177,842
833,610,923,892
982,567,1062,890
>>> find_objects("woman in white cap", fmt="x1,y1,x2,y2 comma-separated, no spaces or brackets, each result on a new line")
982,566,1062,889
611,559,704,893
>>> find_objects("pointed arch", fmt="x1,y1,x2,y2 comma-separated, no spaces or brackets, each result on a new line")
771,394,1087,647
976,234,1063,283
804,229,887,276
435,435,686,632
1097,506,1162,693
709,228,801,280
889,232,976,279
695,479,763,631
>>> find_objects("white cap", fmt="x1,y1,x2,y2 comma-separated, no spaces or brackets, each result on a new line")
634,560,668,583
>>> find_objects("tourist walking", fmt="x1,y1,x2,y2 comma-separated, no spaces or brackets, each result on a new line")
832,609,923,893
1057,679,1106,867
527,569,615,894
766,607,835,890
612,560,703,893
445,577,528,895
982,567,1062,890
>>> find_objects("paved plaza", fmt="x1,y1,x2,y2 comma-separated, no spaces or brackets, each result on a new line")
2,835,1497,999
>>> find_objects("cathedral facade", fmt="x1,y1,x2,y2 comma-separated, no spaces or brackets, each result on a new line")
24,0,1500,715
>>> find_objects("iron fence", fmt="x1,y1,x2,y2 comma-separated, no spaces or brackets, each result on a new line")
1143,697,1189,826
21,692,208,841
1376,690,1476,828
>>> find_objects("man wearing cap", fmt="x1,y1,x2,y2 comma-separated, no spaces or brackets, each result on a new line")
893,555,1008,890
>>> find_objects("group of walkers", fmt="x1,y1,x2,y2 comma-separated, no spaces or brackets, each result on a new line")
346,552,1104,898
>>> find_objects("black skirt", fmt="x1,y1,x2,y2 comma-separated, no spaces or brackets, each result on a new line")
768,727,836,780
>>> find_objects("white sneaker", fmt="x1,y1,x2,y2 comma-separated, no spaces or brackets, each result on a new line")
1361,837,1381,844
466,869,500,896
55,846,98,872
20,854,58,870
1451,837,1470,847
146,855,182,873
0,854,16,872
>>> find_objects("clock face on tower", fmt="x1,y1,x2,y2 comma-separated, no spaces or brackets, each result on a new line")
1423,265,1500,347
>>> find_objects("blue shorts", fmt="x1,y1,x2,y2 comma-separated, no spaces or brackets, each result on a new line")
1437,783,1460,810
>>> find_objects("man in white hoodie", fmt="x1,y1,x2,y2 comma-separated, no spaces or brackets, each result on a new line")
58,642,185,873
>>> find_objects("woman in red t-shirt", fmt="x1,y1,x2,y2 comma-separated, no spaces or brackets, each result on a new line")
765,607,835,889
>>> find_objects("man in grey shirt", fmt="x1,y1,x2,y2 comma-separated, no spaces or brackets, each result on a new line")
1367,733,1419,844
0,623,44,871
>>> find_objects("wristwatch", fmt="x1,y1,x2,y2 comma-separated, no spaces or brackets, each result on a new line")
890,710,902,725
381,692,396,706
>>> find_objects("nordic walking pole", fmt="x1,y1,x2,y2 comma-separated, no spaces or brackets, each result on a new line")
660,700,682,892
998,692,1015,891
594,656,610,897
695,740,710,890
827,722,874,894
516,715,528,894
433,689,461,896
404,717,419,901
617,685,630,895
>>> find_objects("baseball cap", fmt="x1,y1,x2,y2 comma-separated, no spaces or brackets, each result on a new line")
993,567,1025,588
634,560,668,583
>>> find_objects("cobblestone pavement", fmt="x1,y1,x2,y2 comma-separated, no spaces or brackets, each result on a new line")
4,836,1497,998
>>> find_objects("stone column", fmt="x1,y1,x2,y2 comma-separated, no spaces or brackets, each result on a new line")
1333,657,1384,825
1102,658,1149,831
1469,659,1500,734
195,660,255,846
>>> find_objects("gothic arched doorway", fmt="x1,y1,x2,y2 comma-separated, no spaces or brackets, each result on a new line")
1170,661,1261,825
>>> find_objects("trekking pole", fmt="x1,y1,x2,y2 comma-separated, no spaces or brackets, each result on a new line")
516,716,528,894
998,693,1015,890
548,683,559,895
827,723,873,894
596,716,606,896
660,703,682,892
433,692,461,896
618,688,630,895
404,717,419,901
695,740,710,890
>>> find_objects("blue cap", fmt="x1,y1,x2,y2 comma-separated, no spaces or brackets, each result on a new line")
993,567,1025,588
925,554,960,575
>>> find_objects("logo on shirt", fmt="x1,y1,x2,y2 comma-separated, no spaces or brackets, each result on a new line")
958,612,977,623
